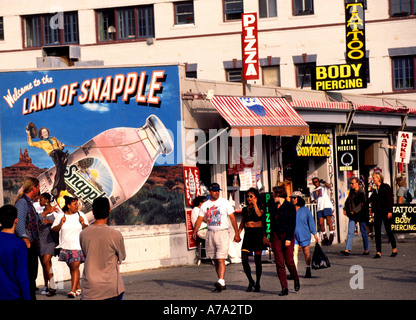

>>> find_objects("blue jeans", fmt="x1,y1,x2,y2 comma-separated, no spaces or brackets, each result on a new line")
345,219,369,251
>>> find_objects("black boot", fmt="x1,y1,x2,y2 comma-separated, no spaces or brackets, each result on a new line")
278,288,288,296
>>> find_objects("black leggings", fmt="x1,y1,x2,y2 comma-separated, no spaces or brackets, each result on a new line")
374,214,396,253
241,251,262,285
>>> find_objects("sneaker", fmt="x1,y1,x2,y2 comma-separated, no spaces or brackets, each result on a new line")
214,281,226,292
328,233,334,245
41,286,49,295
322,235,329,245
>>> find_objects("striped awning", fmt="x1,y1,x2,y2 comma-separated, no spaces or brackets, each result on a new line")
290,98,416,114
290,99,353,110
210,96,309,136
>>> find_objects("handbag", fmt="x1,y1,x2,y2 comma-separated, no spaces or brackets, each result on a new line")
312,243,331,270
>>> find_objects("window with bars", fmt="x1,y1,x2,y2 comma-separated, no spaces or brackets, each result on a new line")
393,56,415,90
24,12,78,47
390,0,416,17
175,1,195,24
0,17,4,41
97,5,155,42
224,0,244,21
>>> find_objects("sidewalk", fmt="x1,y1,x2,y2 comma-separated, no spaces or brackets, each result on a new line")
36,237,416,301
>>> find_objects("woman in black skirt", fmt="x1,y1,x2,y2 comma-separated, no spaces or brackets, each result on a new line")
238,188,266,292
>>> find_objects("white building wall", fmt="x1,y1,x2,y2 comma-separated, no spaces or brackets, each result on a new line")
0,0,415,99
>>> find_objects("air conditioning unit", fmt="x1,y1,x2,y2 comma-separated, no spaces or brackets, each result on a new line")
41,45,81,65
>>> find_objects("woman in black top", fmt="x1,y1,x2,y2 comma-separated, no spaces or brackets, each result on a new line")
238,188,265,292
265,185,299,296
368,172,398,258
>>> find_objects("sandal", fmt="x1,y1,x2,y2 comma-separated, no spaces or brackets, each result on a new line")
46,288,57,297
76,289,82,296
67,291,76,298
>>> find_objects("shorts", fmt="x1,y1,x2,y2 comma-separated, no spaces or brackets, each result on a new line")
295,238,311,247
58,249,85,266
317,208,332,219
205,229,229,260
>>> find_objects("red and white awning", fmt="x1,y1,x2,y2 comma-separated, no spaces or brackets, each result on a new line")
290,98,416,114
210,96,309,136
290,99,353,110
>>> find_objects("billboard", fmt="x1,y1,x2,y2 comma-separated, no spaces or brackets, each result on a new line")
1,65,185,225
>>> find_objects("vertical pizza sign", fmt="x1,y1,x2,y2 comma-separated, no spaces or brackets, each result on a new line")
241,13,259,80
183,166,201,206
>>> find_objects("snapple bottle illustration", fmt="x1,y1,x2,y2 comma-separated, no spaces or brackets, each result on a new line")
37,114,174,221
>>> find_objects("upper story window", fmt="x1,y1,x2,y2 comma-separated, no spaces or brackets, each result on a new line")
97,5,154,42
296,62,315,87
24,12,78,47
0,17,4,41
175,1,195,24
393,56,415,90
390,0,416,17
224,0,244,21
259,0,277,18
293,0,314,16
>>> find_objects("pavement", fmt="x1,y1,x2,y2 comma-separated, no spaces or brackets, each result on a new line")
35,234,416,304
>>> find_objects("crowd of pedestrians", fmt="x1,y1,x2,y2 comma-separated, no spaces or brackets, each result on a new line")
0,177,126,300
0,173,401,300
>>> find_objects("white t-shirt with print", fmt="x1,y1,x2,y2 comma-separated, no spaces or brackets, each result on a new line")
51,211,89,250
199,197,234,231
311,186,333,212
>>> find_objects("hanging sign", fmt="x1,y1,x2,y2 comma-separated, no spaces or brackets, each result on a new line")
395,131,413,164
392,205,416,233
241,13,259,80
183,166,201,206
336,135,358,171
311,2,367,91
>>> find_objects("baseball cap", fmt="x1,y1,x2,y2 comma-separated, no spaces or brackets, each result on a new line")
290,191,304,198
209,183,221,191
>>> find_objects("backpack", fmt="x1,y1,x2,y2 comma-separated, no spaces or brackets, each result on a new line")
406,189,413,203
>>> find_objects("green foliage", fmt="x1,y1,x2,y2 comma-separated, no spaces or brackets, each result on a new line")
110,184,185,226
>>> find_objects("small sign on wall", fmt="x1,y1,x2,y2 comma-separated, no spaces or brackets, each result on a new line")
395,131,413,164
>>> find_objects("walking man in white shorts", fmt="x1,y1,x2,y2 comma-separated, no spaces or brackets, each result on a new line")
193,183,241,292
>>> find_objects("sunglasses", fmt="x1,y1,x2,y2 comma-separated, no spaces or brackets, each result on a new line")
247,195,255,199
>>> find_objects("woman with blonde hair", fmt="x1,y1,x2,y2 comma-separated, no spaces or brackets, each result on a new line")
14,177,41,300
368,172,397,258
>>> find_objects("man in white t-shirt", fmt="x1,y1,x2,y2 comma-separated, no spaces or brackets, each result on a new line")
311,177,335,245
193,183,241,292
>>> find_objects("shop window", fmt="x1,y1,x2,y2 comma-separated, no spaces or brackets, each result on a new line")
0,17,4,41
24,12,79,47
224,0,244,21
262,65,281,87
97,5,154,42
296,62,315,87
390,0,416,17
393,56,415,90
175,1,195,25
259,0,277,18
293,0,314,16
